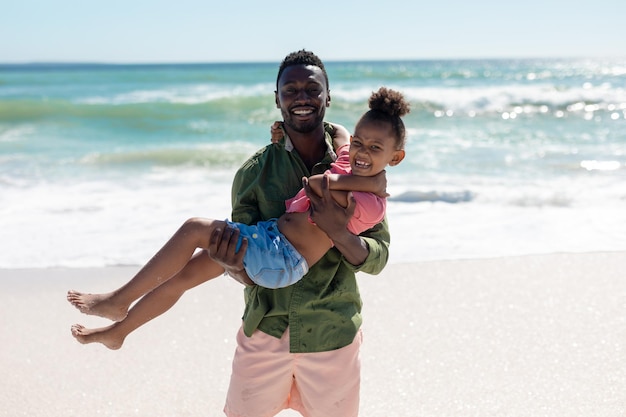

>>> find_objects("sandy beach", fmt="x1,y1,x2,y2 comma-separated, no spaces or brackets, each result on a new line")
1,252,624,417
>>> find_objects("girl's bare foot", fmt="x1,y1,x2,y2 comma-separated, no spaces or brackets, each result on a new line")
66,290,128,322
70,324,125,350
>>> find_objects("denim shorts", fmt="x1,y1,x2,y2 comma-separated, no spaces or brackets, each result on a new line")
226,219,309,289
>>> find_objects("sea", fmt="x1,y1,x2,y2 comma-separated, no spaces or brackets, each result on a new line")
1,59,625,269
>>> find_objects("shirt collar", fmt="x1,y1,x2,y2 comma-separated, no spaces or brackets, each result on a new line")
283,130,337,161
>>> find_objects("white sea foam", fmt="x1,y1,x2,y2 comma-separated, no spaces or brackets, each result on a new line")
0,170,234,268
332,83,626,116
2,167,625,269
0,124,36,142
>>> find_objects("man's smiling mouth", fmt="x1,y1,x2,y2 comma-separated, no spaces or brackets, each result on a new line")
292,108,314,116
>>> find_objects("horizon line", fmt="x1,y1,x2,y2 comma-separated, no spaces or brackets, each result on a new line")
1,55,624,66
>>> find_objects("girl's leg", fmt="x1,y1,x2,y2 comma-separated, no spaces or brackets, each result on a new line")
71,248,224,349
67,217,226,321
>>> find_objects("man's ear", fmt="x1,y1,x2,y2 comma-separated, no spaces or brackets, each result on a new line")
326,91,331,107
388,150,406,166
275,91,280,108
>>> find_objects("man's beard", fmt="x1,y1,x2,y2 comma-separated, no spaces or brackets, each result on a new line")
282,110,325,134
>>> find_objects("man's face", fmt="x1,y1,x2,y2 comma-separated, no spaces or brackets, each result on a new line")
275,65,330,134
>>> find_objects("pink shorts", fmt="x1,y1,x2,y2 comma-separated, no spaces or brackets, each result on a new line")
224,325,362,417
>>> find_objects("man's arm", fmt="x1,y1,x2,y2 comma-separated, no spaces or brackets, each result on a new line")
207,164,260,287
352,218,390,275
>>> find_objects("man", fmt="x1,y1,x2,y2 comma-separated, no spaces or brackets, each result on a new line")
210,50,390,417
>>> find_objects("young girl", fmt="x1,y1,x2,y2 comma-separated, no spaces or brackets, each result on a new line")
68,87,409,349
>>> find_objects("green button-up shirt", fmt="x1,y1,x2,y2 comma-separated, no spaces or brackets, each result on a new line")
231,124,390,353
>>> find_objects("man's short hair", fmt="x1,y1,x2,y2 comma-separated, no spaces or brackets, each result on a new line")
276,49,329,90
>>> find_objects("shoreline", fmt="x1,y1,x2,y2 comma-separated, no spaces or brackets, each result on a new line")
2,248,625,271
1,251,624,416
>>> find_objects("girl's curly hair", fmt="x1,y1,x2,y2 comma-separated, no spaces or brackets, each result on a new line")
362,87,411,149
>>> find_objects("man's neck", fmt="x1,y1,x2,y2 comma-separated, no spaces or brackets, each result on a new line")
285,125,328,172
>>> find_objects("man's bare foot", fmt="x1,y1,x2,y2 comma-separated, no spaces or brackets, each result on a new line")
70,324,125,350
66,290,128,322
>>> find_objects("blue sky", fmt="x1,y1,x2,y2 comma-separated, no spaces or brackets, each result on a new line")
2,0,624,63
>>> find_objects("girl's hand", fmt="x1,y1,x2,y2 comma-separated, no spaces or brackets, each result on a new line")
270,121,283,144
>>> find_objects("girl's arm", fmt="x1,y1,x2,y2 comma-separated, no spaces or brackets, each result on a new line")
270,121,283,143
327,122,350,149
306,171,388,201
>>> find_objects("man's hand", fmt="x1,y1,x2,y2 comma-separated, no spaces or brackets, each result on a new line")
303,173,369,266
303,173,355,239
208,226,254,286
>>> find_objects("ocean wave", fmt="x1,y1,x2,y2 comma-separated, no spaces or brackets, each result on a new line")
0,124,35,142
580,160,622,171
331,83,626,118
389,190,474,203
78,83,273,105
79,144,255,169
0,95,271,124
508,193,573,207
3,83,624,124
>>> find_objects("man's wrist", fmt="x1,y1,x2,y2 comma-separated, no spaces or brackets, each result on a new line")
226,267,254,286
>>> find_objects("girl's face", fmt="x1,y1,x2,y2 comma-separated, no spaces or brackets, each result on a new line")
349,120,405,177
